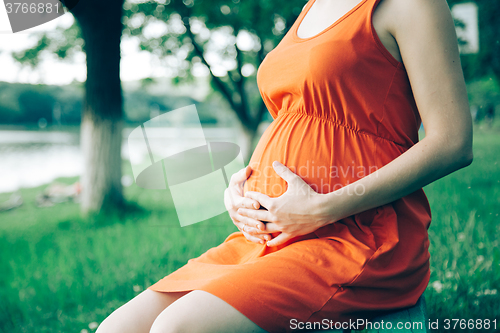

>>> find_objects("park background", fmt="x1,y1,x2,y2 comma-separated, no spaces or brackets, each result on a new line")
0,0,499,332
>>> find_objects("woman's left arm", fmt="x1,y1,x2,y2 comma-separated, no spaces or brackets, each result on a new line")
240,0,473,247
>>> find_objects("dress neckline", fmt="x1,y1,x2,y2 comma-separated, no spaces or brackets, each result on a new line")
293,0,368,42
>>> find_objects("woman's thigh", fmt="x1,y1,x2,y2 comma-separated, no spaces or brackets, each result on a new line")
150,290,267,333
96,289,189,333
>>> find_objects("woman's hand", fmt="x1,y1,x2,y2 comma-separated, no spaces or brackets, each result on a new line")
224,166,272,244
240,161,335,247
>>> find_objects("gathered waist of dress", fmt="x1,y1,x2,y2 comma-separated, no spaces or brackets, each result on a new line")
276,109,414,150
246,110,416,196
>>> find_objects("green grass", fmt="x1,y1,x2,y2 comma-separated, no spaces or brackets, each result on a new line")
424,125,500,327
0,125,499,333
0,177,237,332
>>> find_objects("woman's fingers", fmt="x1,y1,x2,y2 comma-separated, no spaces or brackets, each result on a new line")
240,224,268,237
244,191,272,210
235,218,271,238
229,165,252,186
225,166,258,211
259,222,280,234
228,185,260,209
235,213,268,232
235,220,271,244
271,161,300,185
237,196,260,210
226,166,275,245
236,208,274,223
241,231,267,245
266,232,292,247
225,191,259,223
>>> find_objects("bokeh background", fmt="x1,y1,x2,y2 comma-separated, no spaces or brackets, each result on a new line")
0,0,498,332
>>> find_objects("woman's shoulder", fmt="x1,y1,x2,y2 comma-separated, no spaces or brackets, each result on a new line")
376,0,455,40
373,0,457,64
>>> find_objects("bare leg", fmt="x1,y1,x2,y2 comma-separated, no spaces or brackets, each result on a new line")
149,290,267,333
96,289,189,333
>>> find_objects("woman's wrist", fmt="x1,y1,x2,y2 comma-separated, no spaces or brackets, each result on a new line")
315,184,363,226
311,191,347,228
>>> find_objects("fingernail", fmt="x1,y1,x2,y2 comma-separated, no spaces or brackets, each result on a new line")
260,240,265,244
253,203,259,209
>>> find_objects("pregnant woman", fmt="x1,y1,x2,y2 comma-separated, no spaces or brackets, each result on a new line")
98,0,473,332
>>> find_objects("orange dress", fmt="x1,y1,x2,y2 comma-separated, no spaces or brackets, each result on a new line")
148,0,432,331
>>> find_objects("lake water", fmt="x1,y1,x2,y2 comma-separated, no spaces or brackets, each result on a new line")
0,126,244,194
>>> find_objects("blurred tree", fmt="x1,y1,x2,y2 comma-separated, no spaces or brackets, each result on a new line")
69,0,126,214
13,0,127,214
0,82,83,125
11,0,306,212
448,0,500,83
18,89,55,123
122,0,305,159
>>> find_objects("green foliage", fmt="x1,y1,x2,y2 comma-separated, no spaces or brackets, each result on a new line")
0,127,498,332
448,0,500,82
10,0,306,134
0,81,232,125
11,22,83,68
18,89,56,123
467,76,500,108
11,35,50,68
119,0,307,132
0,81,83,125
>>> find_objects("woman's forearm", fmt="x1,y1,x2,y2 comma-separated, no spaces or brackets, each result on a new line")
319,132,473,223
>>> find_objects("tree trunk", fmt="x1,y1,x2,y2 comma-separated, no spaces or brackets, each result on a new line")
80,115,124,213
240,125,259,164
72,0,125,214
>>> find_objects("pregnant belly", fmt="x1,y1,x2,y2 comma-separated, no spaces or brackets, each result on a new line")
243,112,404,198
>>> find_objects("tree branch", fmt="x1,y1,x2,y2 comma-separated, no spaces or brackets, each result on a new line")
234,43,251,126
182,13,252,126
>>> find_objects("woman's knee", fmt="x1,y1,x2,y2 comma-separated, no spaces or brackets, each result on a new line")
96,289,189,333
95,314,129,333
96,303,157,333
149,290,266,333
149,297,198,333
149,315,187,333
